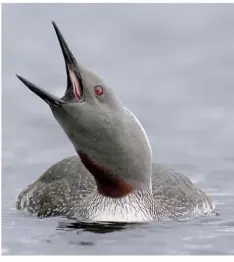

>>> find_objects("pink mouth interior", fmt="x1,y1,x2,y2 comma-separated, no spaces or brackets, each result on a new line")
69,69,81,100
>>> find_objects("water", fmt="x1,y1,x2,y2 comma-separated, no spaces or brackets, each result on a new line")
2,4,234,255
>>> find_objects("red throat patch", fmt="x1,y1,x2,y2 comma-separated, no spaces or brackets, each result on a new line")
78,151,133,198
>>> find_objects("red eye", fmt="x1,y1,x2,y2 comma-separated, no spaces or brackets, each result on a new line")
94,85,103,96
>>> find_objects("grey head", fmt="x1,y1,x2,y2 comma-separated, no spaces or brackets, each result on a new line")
16,22,152,198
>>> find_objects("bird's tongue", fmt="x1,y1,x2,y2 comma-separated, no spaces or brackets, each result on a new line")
69,69,81,101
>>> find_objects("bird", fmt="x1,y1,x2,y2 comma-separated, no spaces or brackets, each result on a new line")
15,22,215,223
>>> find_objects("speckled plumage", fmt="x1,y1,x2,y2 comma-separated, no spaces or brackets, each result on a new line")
16,156,95,217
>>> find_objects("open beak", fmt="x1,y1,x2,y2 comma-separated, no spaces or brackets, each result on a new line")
16,22,83,105
16,74,64,106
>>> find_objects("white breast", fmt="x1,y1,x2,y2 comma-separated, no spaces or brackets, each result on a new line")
77,189,154,223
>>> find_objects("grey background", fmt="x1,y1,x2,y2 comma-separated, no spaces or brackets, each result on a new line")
2,4,234,255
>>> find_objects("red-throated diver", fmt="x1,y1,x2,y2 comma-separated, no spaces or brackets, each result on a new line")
15,22,215,222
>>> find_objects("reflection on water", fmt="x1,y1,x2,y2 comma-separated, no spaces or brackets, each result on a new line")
57,220,142,234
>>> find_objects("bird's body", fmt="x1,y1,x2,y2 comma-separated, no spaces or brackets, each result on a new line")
16,156,214,222
16,22,215,223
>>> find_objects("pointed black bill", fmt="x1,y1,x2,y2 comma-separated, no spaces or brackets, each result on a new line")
52,21,83,95
16,75,64,106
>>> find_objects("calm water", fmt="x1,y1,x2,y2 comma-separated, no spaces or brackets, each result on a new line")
2,4,234,255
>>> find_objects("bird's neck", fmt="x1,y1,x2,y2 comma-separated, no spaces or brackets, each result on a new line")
78,151,134,197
